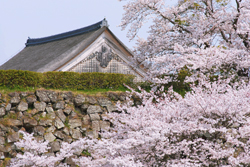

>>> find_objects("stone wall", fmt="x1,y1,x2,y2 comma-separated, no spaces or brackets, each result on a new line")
0,90,140,166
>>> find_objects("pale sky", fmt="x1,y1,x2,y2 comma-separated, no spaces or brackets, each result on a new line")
0,0,177,66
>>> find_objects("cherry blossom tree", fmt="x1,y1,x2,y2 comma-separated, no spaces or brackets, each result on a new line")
9,0,250,166
10,78,250,166
80,79,250,166
120,0,250,81
10,131,73,167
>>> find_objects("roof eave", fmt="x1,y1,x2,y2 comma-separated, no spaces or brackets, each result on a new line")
25,20,103,46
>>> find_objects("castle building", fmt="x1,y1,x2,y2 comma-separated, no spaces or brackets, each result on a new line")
0,19,146,82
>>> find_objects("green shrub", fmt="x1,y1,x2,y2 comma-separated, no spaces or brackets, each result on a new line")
42,71,80,89
0,70,134,90
0,70,42,88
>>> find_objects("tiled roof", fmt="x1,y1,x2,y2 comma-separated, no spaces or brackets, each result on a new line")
26,20,103,46
0,18,142,76
0,20,107,72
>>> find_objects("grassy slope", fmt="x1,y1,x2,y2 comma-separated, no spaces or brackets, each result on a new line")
0,86,130,96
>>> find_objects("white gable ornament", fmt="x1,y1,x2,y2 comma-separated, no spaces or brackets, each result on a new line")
96,46,113,68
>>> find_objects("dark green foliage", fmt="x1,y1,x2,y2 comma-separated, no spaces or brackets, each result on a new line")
81,150,91,157
161,68,191,97
137,68,192,97
133,81,152,92
0,70,134,90
43,72,134,90
42,71,80,89
153,67,191,97
171,68,192,96
127,68,192,97
0,70,42,88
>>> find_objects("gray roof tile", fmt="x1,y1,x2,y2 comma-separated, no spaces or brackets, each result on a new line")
0,20,106,72
26,20,103,46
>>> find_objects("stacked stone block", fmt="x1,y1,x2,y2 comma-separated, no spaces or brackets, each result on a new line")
0,90,134,166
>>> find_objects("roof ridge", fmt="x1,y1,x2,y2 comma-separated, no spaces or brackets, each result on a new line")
26,20,104,46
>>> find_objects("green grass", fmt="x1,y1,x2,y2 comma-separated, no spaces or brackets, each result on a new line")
0,86,130,96
0,86,37,94
64,117,70,128
75,86,130,95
